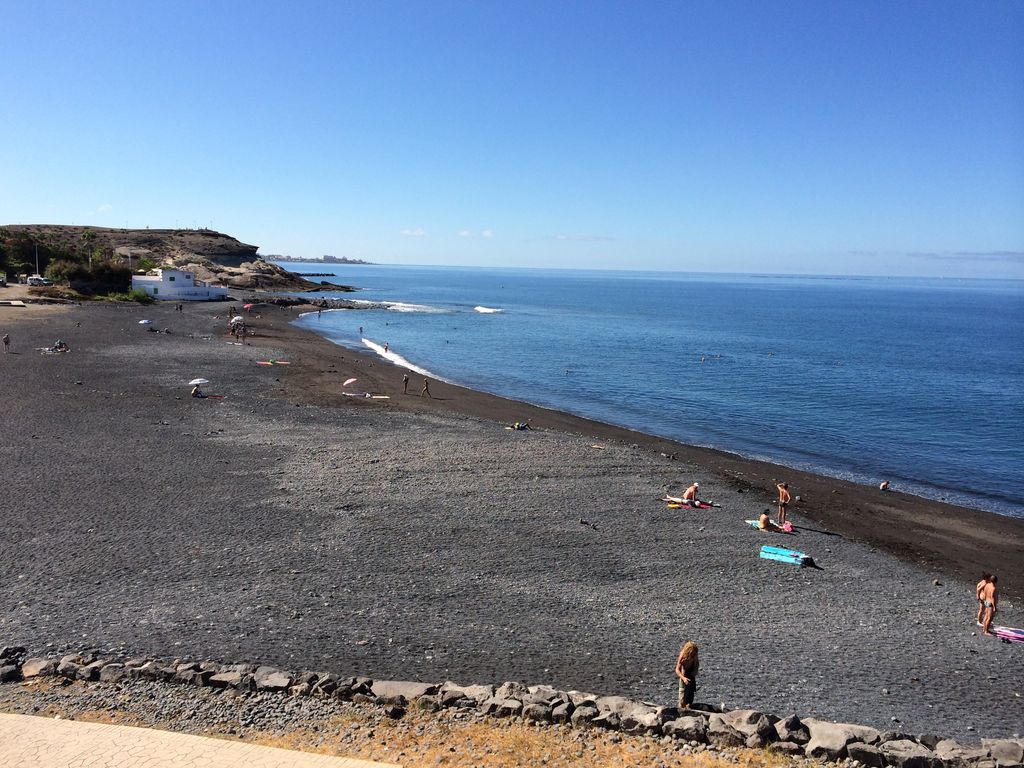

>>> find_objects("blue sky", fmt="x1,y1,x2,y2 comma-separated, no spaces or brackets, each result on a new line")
2,1,1022,277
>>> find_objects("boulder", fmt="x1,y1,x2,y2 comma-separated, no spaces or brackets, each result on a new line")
594,695,638,716
135,661,175,682
416,695,442,713
440,681,493,704
570,704,599,727
880,739,940,768
663,716,708,743
707,713,746,748
209,671,244,689
371,680,439,701
934,739,992,767
99,664,127,684
591,711,621,731
774,714,810,745
983,740,1024,767
719,709,776,747
0,665,21,683
312,675,338,697
56,661,82,679
621,708,662,736
21,658,57,678
567,690,599,707
177,669,214,687
769,741,806,756
551,702,574,724
253,666,292,692
804,719,881,760
494,681,529,700
0,647,27,665
77,661,106,682
847,742,886,767
523,703,552,723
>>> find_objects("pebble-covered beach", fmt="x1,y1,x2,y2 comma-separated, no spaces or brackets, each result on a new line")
0,299,1020,741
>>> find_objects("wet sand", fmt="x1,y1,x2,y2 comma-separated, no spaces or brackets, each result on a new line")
0,298,1020,739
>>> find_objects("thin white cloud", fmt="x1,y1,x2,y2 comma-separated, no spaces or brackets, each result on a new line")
458,229,495,239
95,203,113,213
400,228,426,237
553,233,614,242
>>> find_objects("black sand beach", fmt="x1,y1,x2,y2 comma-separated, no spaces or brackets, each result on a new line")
0,299,1021,740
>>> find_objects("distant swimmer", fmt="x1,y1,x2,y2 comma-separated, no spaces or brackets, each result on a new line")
701,356,705,363
776,483,791,526
359,326,363,334
384,342,389,353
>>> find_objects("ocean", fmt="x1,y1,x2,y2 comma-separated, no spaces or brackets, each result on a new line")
285,264,1024,519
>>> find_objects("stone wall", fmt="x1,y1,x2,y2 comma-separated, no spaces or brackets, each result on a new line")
1,646,1020,768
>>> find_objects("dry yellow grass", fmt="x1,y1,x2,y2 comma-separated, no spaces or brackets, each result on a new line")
3,680,802,768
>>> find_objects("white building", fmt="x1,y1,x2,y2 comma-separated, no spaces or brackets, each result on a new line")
131,269,228,301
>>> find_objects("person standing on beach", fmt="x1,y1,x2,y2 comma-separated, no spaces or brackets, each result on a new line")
675,642,699,709
421,377,432,398
2,333,9,353
976,573,992,625
776,483,791,526
981,576,999,636
402,372,409,394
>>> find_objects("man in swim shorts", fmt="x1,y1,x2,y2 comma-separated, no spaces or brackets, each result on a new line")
776,483,791,526
981,575,998,636
976,573,991,625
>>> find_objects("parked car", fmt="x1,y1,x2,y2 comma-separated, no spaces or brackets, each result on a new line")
27,275,51,286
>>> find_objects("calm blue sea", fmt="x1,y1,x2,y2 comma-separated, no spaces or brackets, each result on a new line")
285,264,1024,519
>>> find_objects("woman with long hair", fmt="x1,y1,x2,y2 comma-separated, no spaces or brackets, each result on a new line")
675,641,699,709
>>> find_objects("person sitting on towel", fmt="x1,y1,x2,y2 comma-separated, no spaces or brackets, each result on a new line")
191,385,208,399
681,482,702,505
758,511,785,532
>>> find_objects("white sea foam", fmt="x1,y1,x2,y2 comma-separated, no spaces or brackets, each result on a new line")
361,339,449,382
296,308,348,319
385,301,450,314
473,306,502,313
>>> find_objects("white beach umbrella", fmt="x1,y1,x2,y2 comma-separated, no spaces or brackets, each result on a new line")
229,315,245,325
138,319,153,324
343,377,358,386
189,378,210,386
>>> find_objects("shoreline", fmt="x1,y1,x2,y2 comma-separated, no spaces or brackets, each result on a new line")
1,296,1021,739
274,302,1024,598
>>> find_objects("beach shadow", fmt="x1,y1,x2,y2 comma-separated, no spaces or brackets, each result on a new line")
794,525,843,538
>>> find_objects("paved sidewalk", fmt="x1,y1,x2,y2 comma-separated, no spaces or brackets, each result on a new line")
0,713,399,768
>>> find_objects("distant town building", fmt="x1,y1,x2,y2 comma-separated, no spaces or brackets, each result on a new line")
131,268,228,301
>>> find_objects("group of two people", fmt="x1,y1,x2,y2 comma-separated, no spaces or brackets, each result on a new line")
976,573,999,636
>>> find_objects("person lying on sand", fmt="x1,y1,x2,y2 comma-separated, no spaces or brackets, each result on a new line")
511,420,532,430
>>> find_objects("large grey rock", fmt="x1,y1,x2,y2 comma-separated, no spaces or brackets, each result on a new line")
591,710,621,731
707,713,746,748
523,702,552,723
371,680,438,701
663,716,708,743
56,660,82,679
253,666,291,692
0,647,27,665
99,664,127,684
0,665,21,683
621,708,662,736
567,690,599,707
935,740,992,767
76,661,105,682
804,719,881,760
494,681,529,700
440,681,494,703
570,704,599,727
594,695,638,716
21,658,57,678
720,709,776,747
847,742,886,767
880,739,940,768
769,742,805,756
209,671,244,689
774,714,810,745
983,740,1024,767
551,702,573,724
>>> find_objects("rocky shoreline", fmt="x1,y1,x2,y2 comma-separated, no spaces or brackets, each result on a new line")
1,645,1020,767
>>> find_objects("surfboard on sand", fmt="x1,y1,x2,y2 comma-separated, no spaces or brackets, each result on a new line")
992,625,1024,643
759,544,811,566
256,360,291,365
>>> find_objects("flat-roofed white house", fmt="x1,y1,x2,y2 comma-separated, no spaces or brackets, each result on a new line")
131,269,228,301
